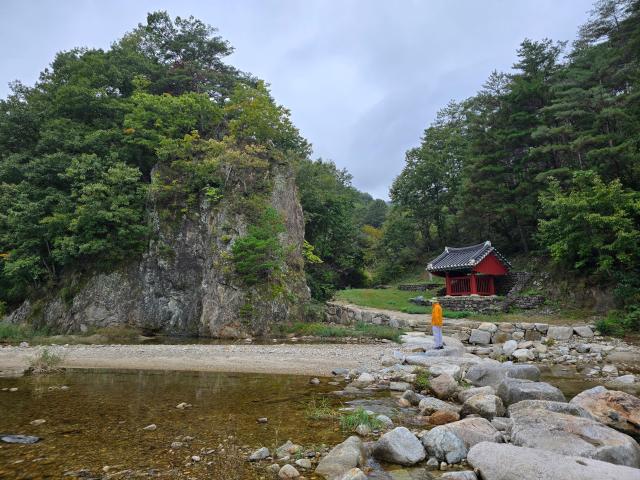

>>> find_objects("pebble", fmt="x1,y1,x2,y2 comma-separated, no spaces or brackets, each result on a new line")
176,402,192,409
170,441,183,449
257,417,268,423
142,424,157,431
30,419,46,426
309,377,320,385
191,455,201,462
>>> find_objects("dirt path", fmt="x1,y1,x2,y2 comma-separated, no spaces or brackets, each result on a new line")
0,343,396,377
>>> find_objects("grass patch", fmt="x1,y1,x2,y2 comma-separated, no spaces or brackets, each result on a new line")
400,305,429,314
28,348,64,374
339,407,382,432
414,368,431,391
281,321,403,342
596,309,640,337
305,396,338,420
0,322,52,342
93,325,141,341
472,308,597,325
334,287,437,312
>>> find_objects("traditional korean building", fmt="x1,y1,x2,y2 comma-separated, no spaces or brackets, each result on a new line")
427,241,511,296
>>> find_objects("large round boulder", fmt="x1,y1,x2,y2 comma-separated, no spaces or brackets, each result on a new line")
373,427,426,466
570,386,640,441
496,378,565,406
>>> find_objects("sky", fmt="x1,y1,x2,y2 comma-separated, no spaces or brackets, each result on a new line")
0,0,595,199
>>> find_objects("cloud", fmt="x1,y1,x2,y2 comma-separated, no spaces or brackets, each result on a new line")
0,0,594,199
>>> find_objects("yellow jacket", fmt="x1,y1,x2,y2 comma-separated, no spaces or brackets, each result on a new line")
431,303,443,327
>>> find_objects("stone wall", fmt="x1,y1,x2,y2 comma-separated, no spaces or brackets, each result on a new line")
324,302,597,346
436,296,504,313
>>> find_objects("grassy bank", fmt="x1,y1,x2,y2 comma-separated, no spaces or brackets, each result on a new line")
277,321,403,342
0,322,143,345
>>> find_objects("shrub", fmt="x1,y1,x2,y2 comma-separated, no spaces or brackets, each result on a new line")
414,368,431,391
231,207,285,286
305,396,338,420
0,322,31,341
339,407,382,432
28,348,64,373
596,308,640,336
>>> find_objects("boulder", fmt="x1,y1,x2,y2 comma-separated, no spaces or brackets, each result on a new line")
315,436,366,480
249,447,270,461
441,472,478,480
430,373,459,400
508,399,594,419
429,363,462,380
490,417,512,431
496,378,565,406
465,361,540,388
429,410,460,425
295,458,312,469
461,394,505,420
509,401,640,467
390,381,411,391
511,349,534,362
469,329,491,345
458,385,495,403
352,373,375,388
418,397,461,416
502,340,518,356
401,389,424,406
278,464,300,479
373,427,426,466
570,386,640,440
573,325,594,338
421,417,502,464
376,414,394,428
468,442,640,480
547,326,573,341
276,440,303,458
338,468,367,480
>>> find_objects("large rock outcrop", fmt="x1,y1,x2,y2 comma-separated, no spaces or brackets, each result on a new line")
5,166,309,338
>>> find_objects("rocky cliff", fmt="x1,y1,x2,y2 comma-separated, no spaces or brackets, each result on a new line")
5,165,309,338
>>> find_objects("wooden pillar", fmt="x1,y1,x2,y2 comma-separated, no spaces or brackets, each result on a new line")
489,277,495,295
470,273,477,295
445,272,451,296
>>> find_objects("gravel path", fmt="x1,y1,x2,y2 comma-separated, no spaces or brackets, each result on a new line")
0,343,395,377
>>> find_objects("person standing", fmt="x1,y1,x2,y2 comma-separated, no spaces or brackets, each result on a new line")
431,299,443,349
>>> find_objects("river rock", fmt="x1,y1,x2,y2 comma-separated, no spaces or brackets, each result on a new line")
429,363,462,380
390,381,411,391
547,326,573,340
465,362,540,387
421,417,502,464
338,468,367,480
507,399,594,419
430,373,459,399
249,447,270,461
490,417,512,431
429,410,460,425
295,458,312,469
418,397,461,416
570,386,640,440
373,427,426,466
461,394,505,420
458,386,495,403
315,436,366,480
401,389,424,406
441,472,478,480
573,325,594,337
376,414,394,428
278,464,300,479
30,419,46,426
511,349,534,362
468,441,640,480
502,340,518,356
276,440,303,458
509,401,640,467
142,423,157,431
352,373,375,388
469,329,491,345
1,435,40,444
496,378,565,406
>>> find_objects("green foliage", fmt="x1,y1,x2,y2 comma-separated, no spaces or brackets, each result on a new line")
596,307,640,336
339,407,383,433
29,348,63,372
539,171,640,275
400,305,430,314
305,396,338,420
231,207,285,286
0,11,309,310
414,368,431,391
279,321,402,342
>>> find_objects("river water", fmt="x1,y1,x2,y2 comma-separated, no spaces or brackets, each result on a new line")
0,370,346,479
0,365,625,480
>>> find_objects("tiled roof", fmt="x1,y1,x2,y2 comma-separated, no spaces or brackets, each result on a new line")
426,241,511,273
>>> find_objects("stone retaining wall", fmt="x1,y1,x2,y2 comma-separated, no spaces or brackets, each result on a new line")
324,302,596,345
397,283,441,292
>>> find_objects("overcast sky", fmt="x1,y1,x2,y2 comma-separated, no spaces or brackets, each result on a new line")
0,1,594,199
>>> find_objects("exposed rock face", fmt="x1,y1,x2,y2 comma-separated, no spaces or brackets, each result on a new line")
570,386,640,440
468,442,640,480
373,427,426,466
508,400,640,467
315,436,366,480
9,167,309,337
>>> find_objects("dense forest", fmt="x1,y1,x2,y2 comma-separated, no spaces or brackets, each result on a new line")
375,0,640,332
1,1,639,334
